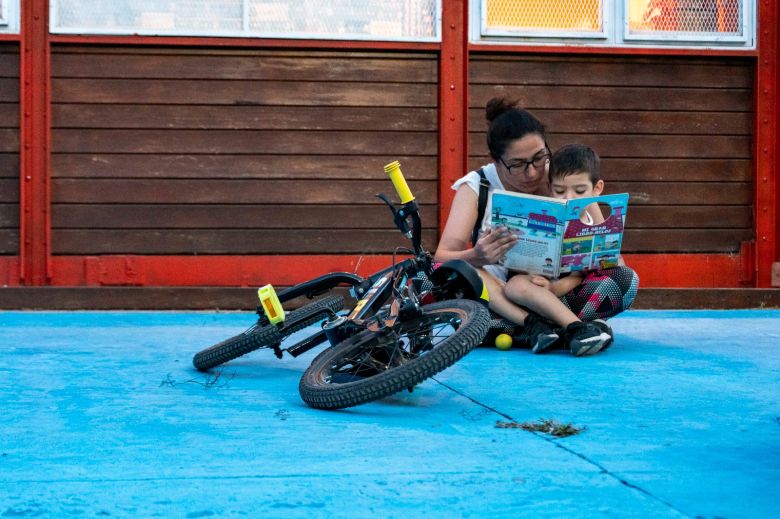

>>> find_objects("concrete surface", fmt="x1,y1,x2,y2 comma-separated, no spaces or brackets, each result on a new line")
1,310,778,518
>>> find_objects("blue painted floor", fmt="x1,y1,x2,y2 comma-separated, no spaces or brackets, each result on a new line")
1,309,779,518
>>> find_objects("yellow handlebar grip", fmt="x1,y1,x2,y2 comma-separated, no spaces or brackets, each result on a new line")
384,161,415,204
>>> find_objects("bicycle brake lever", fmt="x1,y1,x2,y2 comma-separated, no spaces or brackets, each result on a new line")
376,193,412,238
376,193,399,218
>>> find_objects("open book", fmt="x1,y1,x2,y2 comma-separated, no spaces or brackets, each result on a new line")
490,190,629,278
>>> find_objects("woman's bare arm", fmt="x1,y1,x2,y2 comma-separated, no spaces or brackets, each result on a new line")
434,184,517,267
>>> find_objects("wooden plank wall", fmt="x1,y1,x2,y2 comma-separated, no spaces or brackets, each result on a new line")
469,54,754,254
0,44,19,255
49,46,439,256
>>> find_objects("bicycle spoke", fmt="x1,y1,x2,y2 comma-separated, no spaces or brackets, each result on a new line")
324,310,463,383
300,299,490,410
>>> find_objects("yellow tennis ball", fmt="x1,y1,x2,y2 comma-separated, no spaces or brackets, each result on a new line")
495,333,513,351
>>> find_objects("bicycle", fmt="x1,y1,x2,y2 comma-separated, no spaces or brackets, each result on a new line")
192,161,492,410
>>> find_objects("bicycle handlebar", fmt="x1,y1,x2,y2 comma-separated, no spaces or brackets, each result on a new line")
384,161,415,204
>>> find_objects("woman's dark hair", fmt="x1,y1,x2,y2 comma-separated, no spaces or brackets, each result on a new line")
485,97,547,160
549,144,601,183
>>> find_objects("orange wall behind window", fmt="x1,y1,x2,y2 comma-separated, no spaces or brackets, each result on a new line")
486,0,601,30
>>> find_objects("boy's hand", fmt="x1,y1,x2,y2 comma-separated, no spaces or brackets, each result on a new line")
549,273,585,297
531,275,573,297
529,275,551,290
472,226,518,267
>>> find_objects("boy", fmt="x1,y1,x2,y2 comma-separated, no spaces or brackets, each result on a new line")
502,144,614,356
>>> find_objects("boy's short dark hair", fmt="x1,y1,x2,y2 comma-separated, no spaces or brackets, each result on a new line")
549,144,601,184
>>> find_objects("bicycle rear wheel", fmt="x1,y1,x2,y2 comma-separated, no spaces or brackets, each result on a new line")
193,295,344,371
299,299,489,410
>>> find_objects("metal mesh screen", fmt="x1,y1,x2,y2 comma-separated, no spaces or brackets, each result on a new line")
628,0,743,35
0,0,8,26
52,0,439,40
54,0,243,33
248,0,438,39
0,0,19,32
484,0,602,33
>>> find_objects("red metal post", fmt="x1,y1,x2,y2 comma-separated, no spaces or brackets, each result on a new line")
768,2,780,287
19,0,51,285
775,0,780,287
755,0,778,287
438,0,469,233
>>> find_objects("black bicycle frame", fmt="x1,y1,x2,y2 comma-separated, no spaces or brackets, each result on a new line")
279,197,431,358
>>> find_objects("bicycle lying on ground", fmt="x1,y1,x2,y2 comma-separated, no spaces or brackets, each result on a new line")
193,161,491,410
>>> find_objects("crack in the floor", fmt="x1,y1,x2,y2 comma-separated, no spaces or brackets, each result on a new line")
433,377,692,518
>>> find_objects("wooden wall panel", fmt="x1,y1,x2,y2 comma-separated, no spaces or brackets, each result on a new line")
52,205,439,229
50,47,439,255
469,54,754,254
50,155,438,180
0,45,20,255
54,229,440,255
51,49,438,81
52,179,438,204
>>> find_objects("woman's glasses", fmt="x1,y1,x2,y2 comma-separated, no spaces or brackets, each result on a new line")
498,146,551,176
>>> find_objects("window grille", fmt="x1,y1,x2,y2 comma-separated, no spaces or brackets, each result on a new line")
476,0,754,48
51,0,440,42
482,0,605,39
1,0,8,26
625,0,748,43
0,0,19,32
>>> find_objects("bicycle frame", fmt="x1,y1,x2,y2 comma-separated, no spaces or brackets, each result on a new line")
261,162,436,359
193,160,490,379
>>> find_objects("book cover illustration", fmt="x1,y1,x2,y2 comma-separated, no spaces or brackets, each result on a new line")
490,191,629,277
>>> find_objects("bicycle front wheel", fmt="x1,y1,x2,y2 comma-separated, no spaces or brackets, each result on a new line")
193,295,344,371
299,299,489,410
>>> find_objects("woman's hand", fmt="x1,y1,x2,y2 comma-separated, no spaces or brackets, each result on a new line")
471,226,518,267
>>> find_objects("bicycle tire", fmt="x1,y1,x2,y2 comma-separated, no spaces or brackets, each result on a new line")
193,295,344,371
299,299,489,410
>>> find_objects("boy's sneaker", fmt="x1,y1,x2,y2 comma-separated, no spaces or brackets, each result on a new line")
563,321,612,357
591,319,614,351
524,313,561,354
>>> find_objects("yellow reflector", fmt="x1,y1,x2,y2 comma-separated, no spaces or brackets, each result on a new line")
258,284,285,325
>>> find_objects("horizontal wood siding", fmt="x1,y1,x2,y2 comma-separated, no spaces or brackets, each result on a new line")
469,54,754,253
50,47,438,255
0,45,19,255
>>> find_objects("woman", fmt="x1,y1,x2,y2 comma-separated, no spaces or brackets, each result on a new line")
434,98,638,356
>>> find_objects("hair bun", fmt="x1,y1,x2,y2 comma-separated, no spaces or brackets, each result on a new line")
485,97,519,123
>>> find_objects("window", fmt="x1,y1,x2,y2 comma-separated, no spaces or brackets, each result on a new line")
625,0,749,44
473,0,754,49
50,0,441,42
481,0,607,40
0,0,20,32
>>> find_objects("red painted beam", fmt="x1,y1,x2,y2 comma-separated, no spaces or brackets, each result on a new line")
755,0,778,287
0,257,20,286
47,34,439,52
623,254,745,288
48,255,400,288
19,0,51,285
36,254,745,289
438,0,468,234
468,43,757,58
